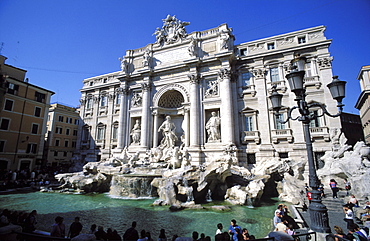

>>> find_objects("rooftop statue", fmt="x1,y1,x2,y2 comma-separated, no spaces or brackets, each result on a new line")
153,15,190,46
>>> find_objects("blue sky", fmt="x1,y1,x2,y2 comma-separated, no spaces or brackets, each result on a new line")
1,0,369,114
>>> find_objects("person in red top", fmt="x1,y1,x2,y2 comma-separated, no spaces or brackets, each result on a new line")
329,179,338,199
306,191,312,203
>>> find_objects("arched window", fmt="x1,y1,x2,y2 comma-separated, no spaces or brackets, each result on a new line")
96,123,106,140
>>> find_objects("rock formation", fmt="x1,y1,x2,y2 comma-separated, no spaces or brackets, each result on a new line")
57,138,370,208
317,141,370,200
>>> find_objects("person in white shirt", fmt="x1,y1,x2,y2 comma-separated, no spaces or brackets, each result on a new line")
343,205,354,229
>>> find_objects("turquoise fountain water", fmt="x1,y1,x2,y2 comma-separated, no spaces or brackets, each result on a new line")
0,192,278,238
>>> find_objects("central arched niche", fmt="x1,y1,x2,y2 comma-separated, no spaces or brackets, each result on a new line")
156,89,185,147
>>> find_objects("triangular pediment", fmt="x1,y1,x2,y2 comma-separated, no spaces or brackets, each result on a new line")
240,106,258,114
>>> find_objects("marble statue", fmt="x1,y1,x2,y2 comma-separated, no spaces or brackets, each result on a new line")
180,133,185,150
220,28,231,50
188,38,197,57
119,57,128,73
158,116,178,148
168,147,181,169
142,48,151,67
153,27,166,46
130,120,141,144
206,112,221,142
181,149,191,169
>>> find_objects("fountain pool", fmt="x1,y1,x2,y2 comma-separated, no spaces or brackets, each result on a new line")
0,192,278,238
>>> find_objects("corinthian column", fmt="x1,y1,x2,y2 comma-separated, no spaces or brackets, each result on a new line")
140,81,151,149
117,83,129,149
218,68,235,144
189,73,201,147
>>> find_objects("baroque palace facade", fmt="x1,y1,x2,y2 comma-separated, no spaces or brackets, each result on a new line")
77,16,341,166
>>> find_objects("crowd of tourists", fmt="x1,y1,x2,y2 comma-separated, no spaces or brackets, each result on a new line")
0,204,304,241
304,178,370,241
0,208,262,241
0,165,67,191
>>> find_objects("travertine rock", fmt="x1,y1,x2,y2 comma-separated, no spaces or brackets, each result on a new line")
54,140,370,207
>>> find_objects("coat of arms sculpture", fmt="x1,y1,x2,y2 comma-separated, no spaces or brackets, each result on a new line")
153,15,190,46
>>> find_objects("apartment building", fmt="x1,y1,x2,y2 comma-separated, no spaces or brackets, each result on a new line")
44,103,80,169
0,55,54,171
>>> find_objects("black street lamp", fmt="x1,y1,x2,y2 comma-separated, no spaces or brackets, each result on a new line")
269,57,346,233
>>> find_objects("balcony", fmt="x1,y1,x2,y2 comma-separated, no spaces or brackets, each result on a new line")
96,139,106,148
272,129,293,143
242,131,260,144
268,80,287,93
304,76,321,89
240,85,257,97
309,126,330,141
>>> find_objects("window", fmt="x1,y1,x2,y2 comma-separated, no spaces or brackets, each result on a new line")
298,36,306,44
100,96,107,107
74,119,79,125
240,48,247,56
35,92,45,103
275,114,286,130
72,141,77,148
305,62,312,77
4,99,14,111
64,140,69,147
55,139,60,146
66,128,70,135
0,140,5,152
0,119,10,130
267,43,275,50
89,82,93,86
309,110,321,127
245,116,254,131
82,126,90,141
6,83,19,95
115,93,121,105
58,116,64,122
112,124,118,140
241,72,252,86
247,153,256,164
86,98,92,109
34,107,41,117
270,67,279,82
54,151,58,157
31,124,39,134
96,125,105,140
73,129,78,136
65,117,72,124
279,152,289,159
63,151,67,157
26,143,37,154
56,127,63,134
